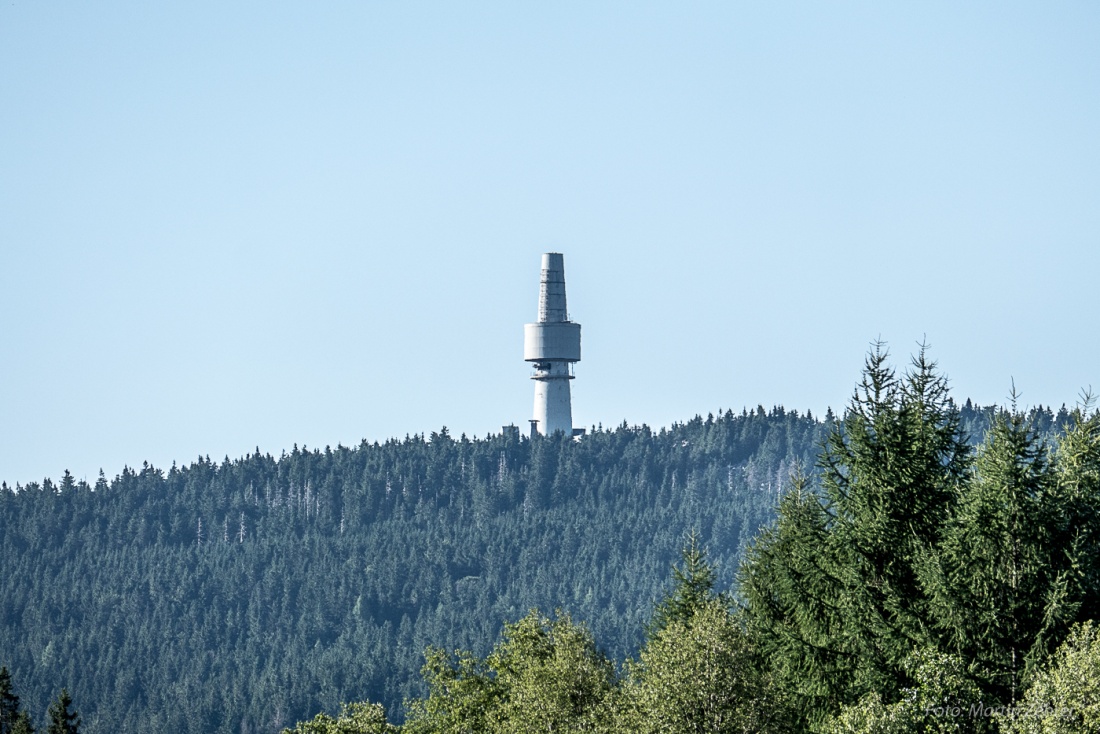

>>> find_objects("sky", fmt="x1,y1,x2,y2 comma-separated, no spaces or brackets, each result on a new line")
2,2,1099,487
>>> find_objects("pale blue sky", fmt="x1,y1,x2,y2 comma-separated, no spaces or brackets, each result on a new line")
2,2,1098,486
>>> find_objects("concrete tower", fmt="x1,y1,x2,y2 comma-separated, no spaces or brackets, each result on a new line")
523,253,581,436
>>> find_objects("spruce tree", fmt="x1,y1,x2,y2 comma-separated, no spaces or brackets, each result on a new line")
739,473,847,718
646,530,718,637
741,345,971,725
742,348,1100,729
46,690,79,734
820,344,969,677
927,406,1083,702
0,667,22,734
1051,403,1100,615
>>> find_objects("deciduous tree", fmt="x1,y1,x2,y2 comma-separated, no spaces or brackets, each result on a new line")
281,702,393,734
624,600,785,733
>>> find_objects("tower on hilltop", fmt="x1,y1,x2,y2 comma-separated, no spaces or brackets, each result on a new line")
523,253,581,436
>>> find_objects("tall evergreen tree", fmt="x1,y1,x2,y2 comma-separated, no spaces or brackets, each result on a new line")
742,348,1100,730
739,474,846,718
0,667,22,734
1051,403,1100,615
45,690,78,734
821,344,970,676
740,345,972,725
926,406,1085,702
646,530,718,637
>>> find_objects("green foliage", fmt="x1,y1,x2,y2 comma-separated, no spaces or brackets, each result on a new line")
404,609,615,733
623,599,787,733
402,648,499,734
282,702,394,733
738,472,845,717
999,621,1100,734
487,611,616,733
924,407,1078,702
820,345,971,691
646,529,719,637
7,347,1093,733
402,536,782,734
740,345,1100,729
1050,404,1100,618
10,712,33,734
0,667,22,734
45,690,78,734
742,346,971,723
1,410,822,731
822,649,989,734
0,669,32,734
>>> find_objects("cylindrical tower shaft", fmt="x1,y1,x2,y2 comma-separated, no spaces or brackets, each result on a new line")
523,253,581,436
532,362,573,436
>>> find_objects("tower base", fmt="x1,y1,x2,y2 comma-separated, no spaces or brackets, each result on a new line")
532,361,573,436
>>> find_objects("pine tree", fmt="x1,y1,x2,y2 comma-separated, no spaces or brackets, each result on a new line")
647,529,718,637
739,474,847,718
0,667,22,734
820,344,970,679
742,348,1100,728
46,690,79,734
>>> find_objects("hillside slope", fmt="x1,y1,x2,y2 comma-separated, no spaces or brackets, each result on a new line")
2,401,1051,733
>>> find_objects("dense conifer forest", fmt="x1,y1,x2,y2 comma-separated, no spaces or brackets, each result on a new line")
3,349,1094,733
1,402,825,733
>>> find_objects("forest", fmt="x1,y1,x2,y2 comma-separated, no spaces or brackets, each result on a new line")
1,385,824,732
2,347,1095,733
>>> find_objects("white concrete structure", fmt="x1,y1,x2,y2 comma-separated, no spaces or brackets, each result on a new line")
523,253,581,436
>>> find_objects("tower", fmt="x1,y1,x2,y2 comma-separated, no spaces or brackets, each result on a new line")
523,253,581,436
